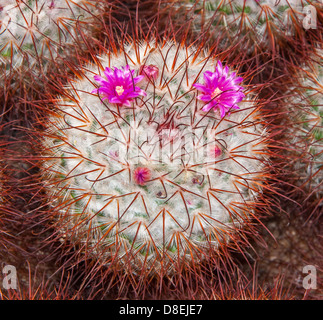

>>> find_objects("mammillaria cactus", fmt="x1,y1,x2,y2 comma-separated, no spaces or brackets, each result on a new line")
182,0,321,62
0,0,98,71
0,0,321,302
292,63,322,201
187,0,316,36
39,41,269,274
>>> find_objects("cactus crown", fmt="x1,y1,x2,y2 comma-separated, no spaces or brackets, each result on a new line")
43,41,268,273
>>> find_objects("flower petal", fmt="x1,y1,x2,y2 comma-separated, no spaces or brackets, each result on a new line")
93,66,147,106
193,62,245,117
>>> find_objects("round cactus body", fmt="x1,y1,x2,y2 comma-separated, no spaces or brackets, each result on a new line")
42,41,268,273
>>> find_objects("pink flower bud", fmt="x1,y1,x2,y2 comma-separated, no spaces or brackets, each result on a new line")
140,64,159,81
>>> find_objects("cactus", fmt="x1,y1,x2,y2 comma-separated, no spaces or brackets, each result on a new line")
0,0,320,301
0,0,98,72
187,0,315,37
40,41,269,274
303,76,322,196
180,0,322,66
293,62,322,199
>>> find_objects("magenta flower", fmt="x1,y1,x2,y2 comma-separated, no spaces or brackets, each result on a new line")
92,66,147,107
133,167,151,185
193,61,245,118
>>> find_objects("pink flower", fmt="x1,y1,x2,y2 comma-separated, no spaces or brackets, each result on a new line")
140,64,159,81
92,66,147,107
193,61,245,118
133,167,151,185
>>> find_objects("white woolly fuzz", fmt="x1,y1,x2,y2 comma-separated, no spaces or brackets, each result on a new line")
43,41,268,272
0,0,98,70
